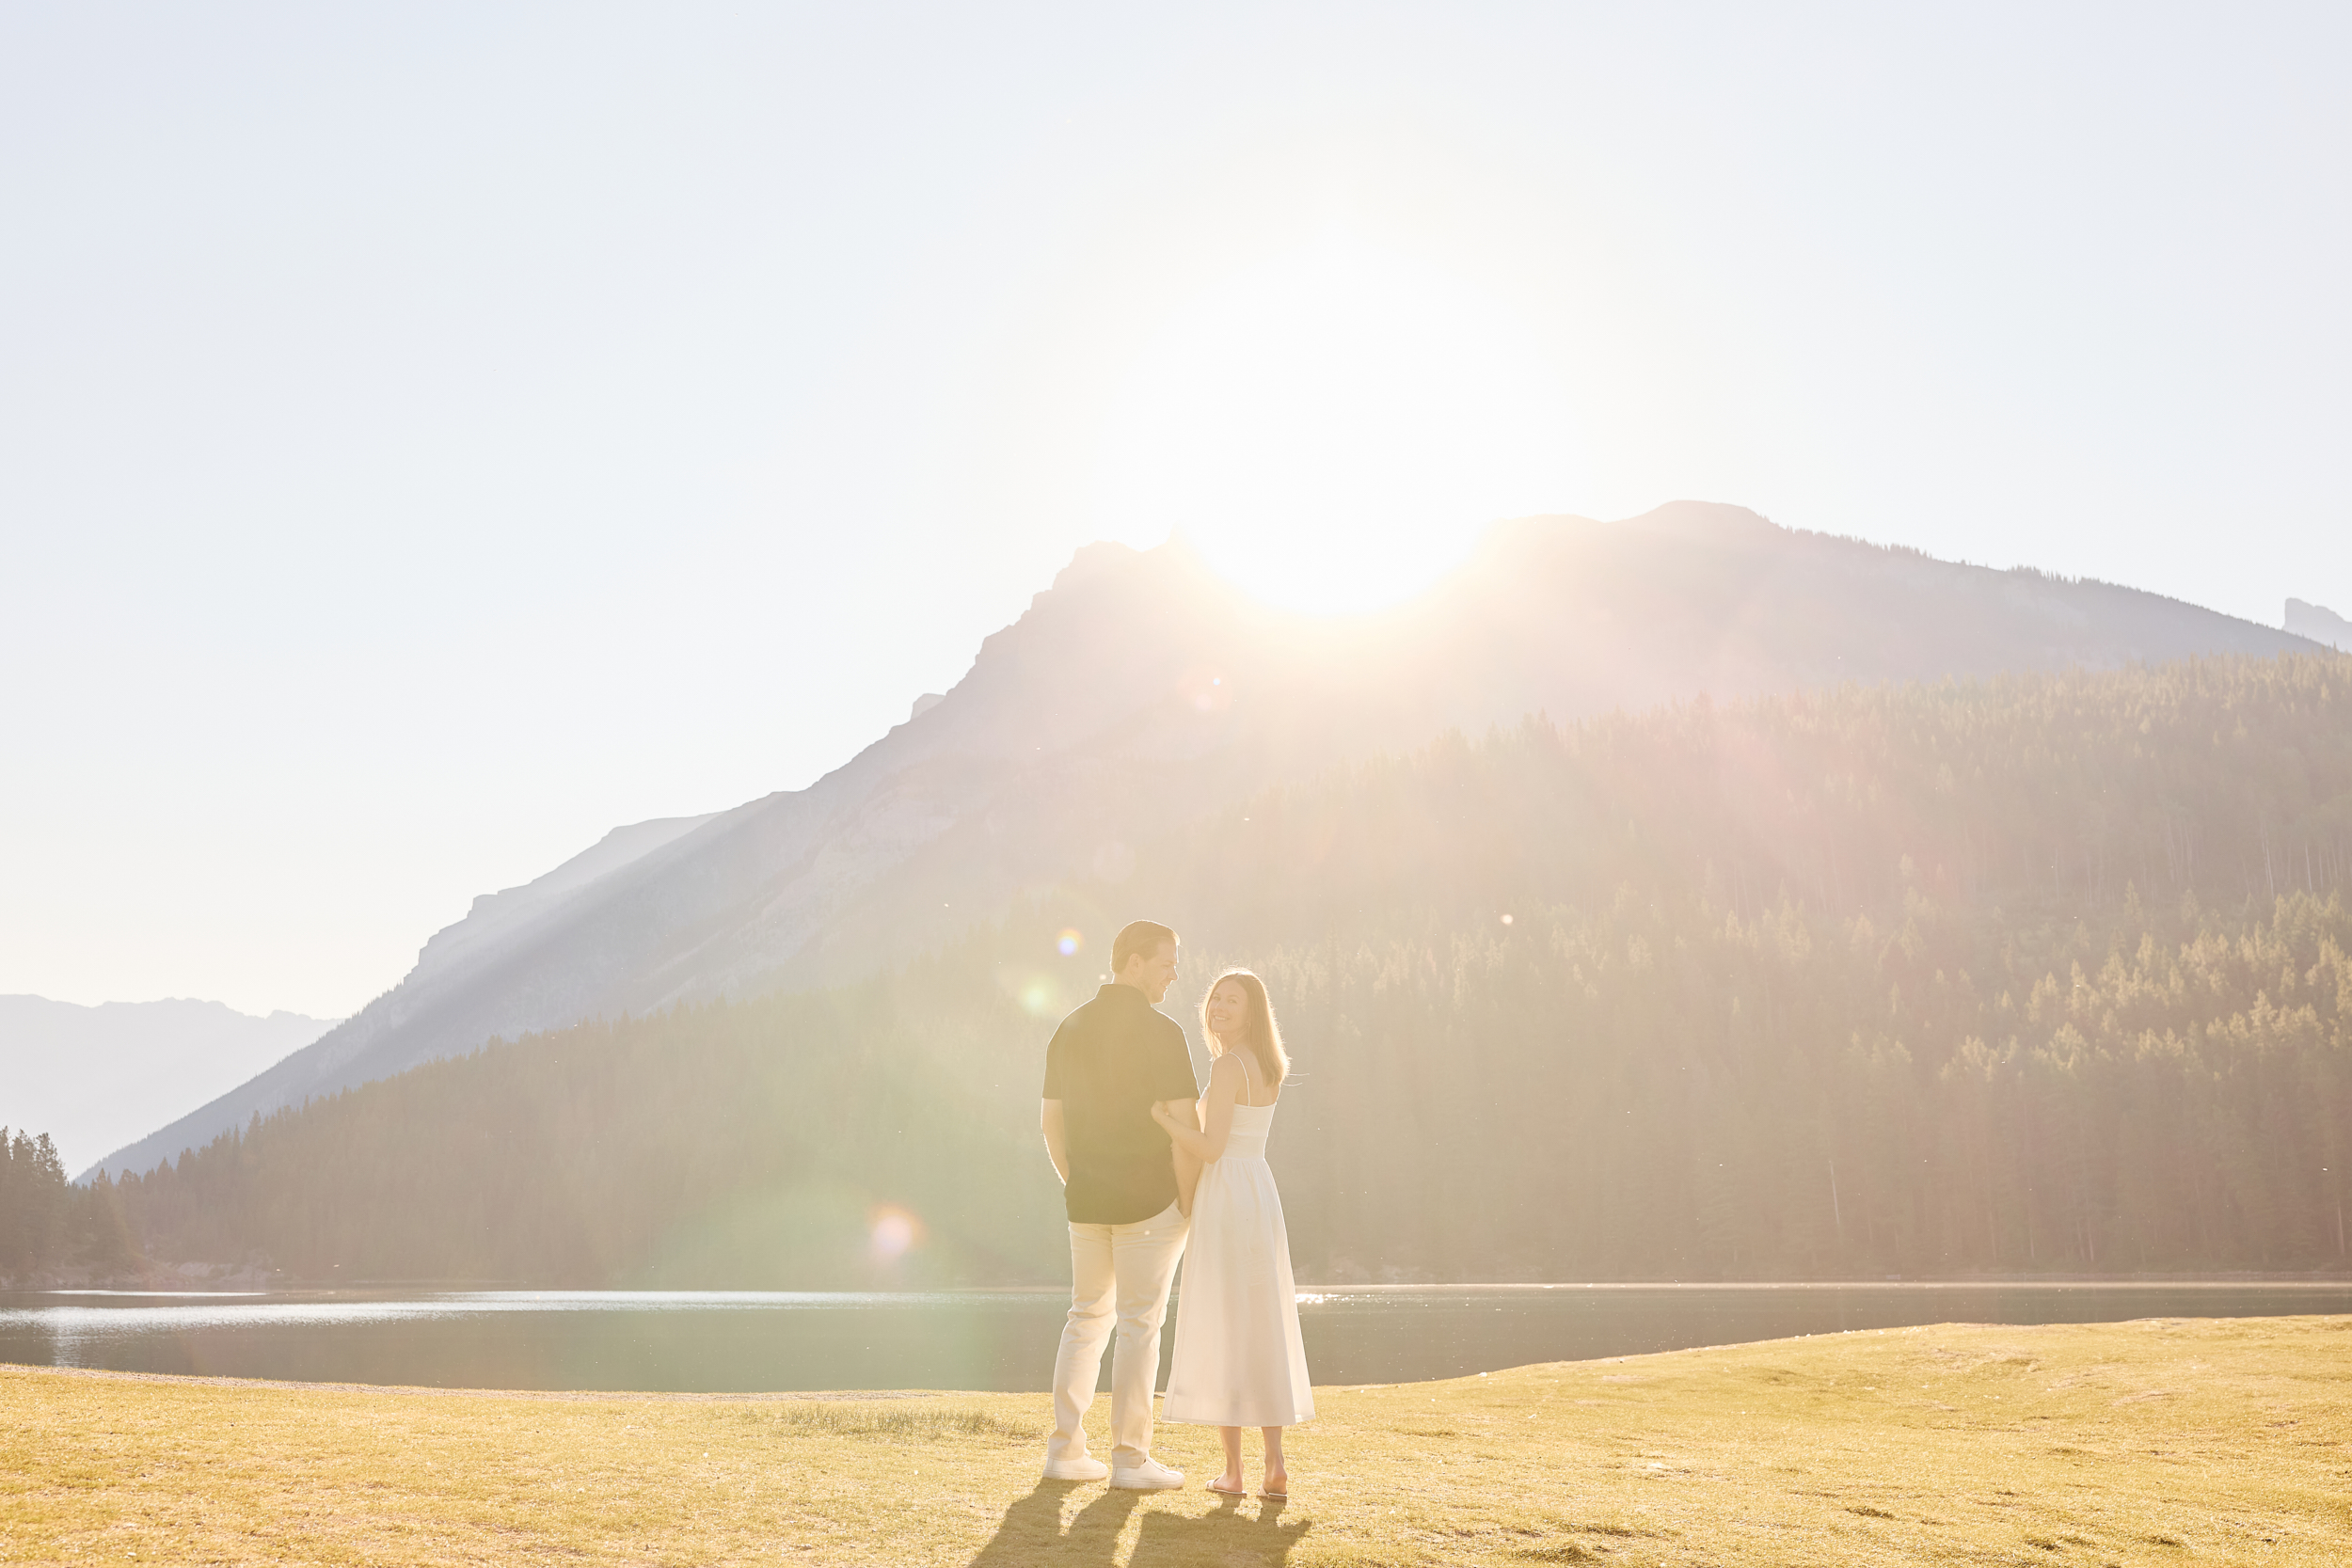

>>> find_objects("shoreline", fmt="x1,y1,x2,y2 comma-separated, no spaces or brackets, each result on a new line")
13,1272,2352,1294
9,1307,2352,1399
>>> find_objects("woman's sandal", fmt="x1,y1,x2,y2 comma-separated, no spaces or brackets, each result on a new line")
1257,1479,1289,1499
1207,1480,1249,1498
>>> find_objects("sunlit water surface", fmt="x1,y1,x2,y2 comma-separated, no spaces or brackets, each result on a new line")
3,1282,2345,1392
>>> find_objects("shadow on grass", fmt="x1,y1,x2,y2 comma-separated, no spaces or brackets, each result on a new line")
969,1481,1308,1566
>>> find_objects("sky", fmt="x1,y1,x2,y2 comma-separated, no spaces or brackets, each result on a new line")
3,3,2346,1020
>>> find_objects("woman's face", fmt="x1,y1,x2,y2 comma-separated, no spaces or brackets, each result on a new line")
1204,979,1251,1043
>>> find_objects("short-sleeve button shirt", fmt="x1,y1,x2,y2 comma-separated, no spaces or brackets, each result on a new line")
1041,983,1200,1224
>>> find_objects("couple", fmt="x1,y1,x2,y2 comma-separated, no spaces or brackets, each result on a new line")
1037,919,1312,1499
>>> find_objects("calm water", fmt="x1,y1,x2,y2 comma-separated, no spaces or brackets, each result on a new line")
3,1282,2345,1393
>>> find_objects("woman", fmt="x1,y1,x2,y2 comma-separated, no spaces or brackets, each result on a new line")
1152,968,1313,1498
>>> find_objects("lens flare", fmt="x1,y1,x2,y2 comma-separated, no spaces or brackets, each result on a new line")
999,964,1067,1016
1056,928,1083,957
870,1207,918,1261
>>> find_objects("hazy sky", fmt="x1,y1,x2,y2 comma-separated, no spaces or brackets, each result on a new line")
4,3,2346,1018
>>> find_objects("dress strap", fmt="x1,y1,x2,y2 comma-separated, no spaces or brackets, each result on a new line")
1235,1049,1259,1106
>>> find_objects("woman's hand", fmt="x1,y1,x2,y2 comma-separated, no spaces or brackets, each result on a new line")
1153,1085,1226,1164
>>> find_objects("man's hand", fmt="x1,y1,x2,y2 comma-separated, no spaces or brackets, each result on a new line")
1040,1099,1070,1185
1158,1098,1202,1217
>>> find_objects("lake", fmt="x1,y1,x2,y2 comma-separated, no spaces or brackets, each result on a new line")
4,1282,2345,1393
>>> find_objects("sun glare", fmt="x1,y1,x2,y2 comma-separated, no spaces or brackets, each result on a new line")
1094,241,1576,613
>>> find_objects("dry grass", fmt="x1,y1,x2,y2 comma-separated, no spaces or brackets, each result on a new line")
4,1315,2348,1565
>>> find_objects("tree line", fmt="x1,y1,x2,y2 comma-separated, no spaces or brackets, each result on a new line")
109,652,2352,1283
0,1129,135,1284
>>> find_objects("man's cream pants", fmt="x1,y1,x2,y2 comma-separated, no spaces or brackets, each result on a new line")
1048,1199,1189,1470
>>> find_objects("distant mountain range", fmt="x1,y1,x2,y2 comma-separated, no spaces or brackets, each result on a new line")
0,996,338,1177
94,501,2324,1181
2288,598,2351,651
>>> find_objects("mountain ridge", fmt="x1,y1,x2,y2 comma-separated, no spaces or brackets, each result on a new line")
2288,597,2351,651
92,501,2320,1180
1,996,339,1178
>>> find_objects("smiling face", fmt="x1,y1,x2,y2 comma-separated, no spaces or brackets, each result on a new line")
1203,976,1251,1046
1120,939,1179,1005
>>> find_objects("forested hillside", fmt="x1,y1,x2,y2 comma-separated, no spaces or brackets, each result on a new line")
118,653,2352,1283
0,1130,135,1284
109,503,2316,1187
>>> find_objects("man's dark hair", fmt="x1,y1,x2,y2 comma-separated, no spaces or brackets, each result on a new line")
1111,920,1178,974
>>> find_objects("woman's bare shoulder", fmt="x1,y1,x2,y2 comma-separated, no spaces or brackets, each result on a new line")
1210,1051,1275,1103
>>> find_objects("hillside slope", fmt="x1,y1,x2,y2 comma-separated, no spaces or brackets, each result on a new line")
99,502,2319,1181
115,653,2352,1283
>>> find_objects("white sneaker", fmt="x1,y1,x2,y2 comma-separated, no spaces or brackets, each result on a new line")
1041,1455,1108,1481
1109,1459,1184,1491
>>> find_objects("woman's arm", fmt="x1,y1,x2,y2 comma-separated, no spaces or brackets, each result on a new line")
1152,1055,1243,1164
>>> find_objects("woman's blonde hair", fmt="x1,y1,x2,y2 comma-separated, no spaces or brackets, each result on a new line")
1199,968,1289,1087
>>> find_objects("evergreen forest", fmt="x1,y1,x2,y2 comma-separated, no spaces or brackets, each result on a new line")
113,653,2352,1285
0,1129,135,1284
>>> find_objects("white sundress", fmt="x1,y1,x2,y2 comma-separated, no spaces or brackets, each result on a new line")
1161,1053,1315,1428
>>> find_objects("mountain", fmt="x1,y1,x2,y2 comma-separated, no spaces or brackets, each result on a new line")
82,815,711,1180
114,652,2352,1283
2288,598,2352,652
100,501,2320,1182
0,997,338,1178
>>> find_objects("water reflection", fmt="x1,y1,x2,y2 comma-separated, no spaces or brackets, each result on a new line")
4,1282,2345,1393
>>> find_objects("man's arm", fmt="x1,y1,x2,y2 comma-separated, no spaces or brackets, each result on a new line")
1159,1096,1202,1215
1040,1099,1070,1185
1156,1056,1235,1162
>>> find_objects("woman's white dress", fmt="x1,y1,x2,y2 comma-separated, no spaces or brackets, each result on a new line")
1162,1065,1315,1428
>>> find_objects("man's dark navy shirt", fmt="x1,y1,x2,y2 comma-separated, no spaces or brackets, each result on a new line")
1041,983,1200,1224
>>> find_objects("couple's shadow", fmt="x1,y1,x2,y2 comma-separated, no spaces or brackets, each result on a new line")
968,1479,1306,1567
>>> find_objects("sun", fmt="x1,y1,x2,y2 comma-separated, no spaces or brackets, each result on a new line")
1092,241,1577,613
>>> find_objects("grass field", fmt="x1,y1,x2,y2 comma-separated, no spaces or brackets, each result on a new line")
4,1316,2346,1565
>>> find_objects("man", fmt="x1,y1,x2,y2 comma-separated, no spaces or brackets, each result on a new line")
1038,919,1200,1489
